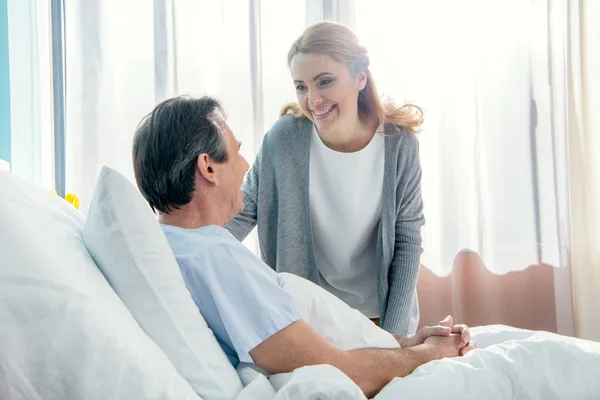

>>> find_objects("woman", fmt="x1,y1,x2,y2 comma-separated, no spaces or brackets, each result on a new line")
227,21,425,336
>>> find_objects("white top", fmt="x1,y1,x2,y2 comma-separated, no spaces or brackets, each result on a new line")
309,125,385,318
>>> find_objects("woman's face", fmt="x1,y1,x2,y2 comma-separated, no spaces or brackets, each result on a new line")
290,52,366,135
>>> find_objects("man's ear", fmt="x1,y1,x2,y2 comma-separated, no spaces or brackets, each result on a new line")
197,153,219,185
356,71,367,91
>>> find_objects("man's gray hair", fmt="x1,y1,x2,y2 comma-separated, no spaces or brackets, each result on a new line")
132,95,228,213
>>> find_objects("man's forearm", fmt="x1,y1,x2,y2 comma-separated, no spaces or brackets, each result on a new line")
249,320,442,399
339,344,435,398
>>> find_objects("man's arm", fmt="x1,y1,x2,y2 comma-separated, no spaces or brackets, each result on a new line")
250,319,465,398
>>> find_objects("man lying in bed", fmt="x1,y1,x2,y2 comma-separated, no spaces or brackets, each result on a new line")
132,95,476,398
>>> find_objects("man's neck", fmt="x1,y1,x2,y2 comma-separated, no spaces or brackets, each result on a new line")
158,199,229,230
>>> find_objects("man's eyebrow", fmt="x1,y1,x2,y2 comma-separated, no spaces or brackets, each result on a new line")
293,72,334,84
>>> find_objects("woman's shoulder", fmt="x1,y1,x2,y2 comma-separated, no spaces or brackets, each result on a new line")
262,114,312,149
383,124,419,153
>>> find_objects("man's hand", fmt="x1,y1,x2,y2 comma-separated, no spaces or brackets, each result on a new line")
422,333,466,359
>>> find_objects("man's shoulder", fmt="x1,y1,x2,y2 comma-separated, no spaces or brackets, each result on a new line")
161,225,239,265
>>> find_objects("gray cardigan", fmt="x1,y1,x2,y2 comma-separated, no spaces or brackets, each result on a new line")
226,115,424,336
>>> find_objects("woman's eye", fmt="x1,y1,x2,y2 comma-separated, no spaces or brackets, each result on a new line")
295,84,306,91
320,79,333,86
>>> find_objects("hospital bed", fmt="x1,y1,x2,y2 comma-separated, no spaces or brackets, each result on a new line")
1,168,599,400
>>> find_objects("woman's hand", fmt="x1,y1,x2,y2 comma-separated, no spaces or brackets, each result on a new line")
438,315,475,355
395,315,475,355
395,324,452,348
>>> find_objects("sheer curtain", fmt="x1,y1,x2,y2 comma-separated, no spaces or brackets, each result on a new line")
65,0,169,212
64,0,570,277
6,0,54,188
355,0,568,277
567,0,600,341
353,0,585,335
63,0,342,256
353,0,599,337
64,0,318,213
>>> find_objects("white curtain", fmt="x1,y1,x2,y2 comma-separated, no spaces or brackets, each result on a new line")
7,0,599,336
22,0,579,277
63,0,347,255
64,0,316,213
6,0,54,189
567,0,600,341
355,0,569,276
65,0,169,211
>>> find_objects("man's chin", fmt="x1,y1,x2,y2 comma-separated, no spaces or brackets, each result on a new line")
229,203,245,221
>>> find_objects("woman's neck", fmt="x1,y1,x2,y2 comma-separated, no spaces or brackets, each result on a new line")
317,116,378,153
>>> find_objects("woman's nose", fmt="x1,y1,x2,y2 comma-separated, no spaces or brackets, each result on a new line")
308,90,323,108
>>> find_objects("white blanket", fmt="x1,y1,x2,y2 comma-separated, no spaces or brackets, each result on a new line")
237,274,600,399
376,325,600,399
238,325,600,400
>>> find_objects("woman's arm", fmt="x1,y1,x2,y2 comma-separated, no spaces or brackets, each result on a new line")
382,137,425,335
225,149,261,241
383,220,423,335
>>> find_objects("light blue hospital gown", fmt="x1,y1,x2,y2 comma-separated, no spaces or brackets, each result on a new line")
161,224,301,367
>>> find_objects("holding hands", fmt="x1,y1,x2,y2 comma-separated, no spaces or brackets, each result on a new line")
396,315,477,356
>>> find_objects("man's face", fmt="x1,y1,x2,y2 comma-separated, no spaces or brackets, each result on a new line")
214,122,249,221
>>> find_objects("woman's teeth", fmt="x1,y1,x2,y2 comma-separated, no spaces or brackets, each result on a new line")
313,105,335,116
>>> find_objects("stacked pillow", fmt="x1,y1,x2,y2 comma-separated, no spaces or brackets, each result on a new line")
0,170,199,399
84,166,244,399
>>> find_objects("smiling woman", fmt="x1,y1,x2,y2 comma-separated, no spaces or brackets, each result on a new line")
281,22,422,138
226,21,427,336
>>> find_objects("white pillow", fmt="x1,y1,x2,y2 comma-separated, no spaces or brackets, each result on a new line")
83,166,243,400
277,272,399,350
0,170,199,400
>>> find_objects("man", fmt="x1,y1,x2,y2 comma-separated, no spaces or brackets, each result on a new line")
132,96,475,398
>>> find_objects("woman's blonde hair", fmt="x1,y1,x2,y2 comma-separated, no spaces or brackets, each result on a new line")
280,21,423,134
